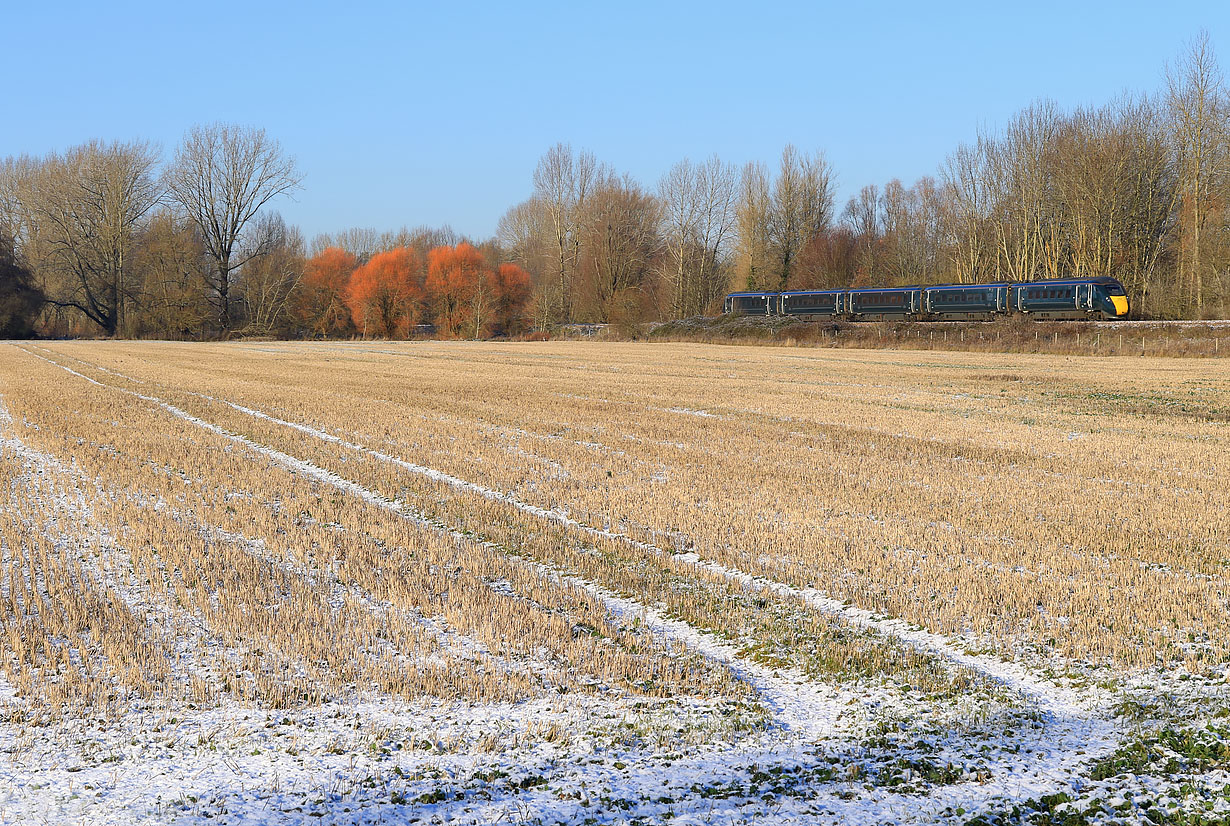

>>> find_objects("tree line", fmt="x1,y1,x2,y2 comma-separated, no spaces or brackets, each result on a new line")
1,34,1228,338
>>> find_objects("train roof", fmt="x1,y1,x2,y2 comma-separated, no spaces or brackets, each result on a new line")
924,282,1014,289
727,276,1124,299
845,285,925,292
1014,276,1123,286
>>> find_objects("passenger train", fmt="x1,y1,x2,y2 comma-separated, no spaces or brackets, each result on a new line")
724,276,1130,321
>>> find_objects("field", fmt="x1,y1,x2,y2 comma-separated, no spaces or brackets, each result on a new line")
1,340,1228,825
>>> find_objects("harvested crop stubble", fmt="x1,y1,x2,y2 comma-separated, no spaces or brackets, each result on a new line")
32,340,1230,675
22,344,988,701
0,350,745,716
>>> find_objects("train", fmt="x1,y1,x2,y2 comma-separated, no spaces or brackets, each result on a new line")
724,276,1130,321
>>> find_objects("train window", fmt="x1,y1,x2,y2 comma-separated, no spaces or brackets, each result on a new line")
1107,283,1126,296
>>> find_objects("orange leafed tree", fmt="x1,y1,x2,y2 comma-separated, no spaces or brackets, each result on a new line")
295,247,357,337
488,262,532,335
345,248,424,338
425,242,487,338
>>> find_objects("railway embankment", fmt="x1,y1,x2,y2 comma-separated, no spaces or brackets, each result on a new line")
639,314,1230,357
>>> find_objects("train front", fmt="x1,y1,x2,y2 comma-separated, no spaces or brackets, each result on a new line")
1098,279,1130,318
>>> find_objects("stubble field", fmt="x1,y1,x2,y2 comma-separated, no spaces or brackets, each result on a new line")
0,339,1227,825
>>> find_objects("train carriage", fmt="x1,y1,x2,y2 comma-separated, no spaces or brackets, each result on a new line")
780,290,844,319
723,292,777,316
846,287,922,319
923,284,1010,320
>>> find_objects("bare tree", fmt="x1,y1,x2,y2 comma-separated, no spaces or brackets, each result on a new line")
531,143,603,324
1167,31,1227,315
734,161,771,290
985,101,1061,281
240,213,305,336
879,177,944,285
20,140,161,335
941,142,992,283
0,156,36,245
769,145,834,289
310,226,382,260
659,159,700,315
0,231,44,338
497,196,556,330
1115,96,1181,315
164,123,301,332
843,183,881,282
128,210,211,338
658,156,737,317
577,174,662,322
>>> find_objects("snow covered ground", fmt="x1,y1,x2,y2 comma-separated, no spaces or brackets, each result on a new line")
3,672,1226,825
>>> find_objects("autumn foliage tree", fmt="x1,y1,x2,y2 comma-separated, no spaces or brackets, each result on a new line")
488,263,532,335
425,243,487,337
297,246,356,337
345,247,423,337
422,244,534,338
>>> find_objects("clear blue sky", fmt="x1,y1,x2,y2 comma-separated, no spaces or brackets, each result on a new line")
3,0,1226,243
